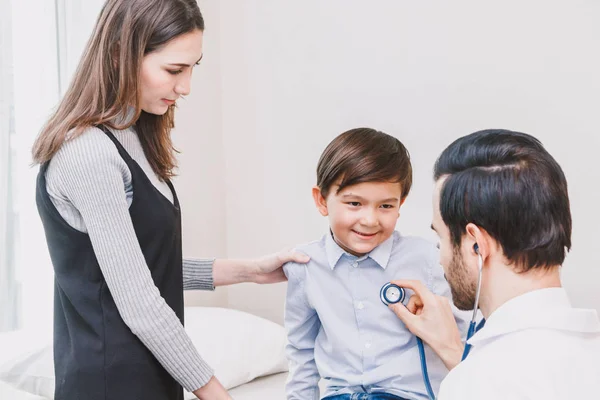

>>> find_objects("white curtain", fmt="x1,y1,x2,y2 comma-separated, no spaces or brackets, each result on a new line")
0,0,18,332
55,0,106,95
1,0,61,332
0,0,110,333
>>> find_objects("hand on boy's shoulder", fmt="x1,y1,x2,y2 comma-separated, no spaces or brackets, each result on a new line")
282,253,308,280
282,238,323,280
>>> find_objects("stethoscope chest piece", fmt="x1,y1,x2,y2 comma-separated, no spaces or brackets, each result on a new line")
380,282,405,306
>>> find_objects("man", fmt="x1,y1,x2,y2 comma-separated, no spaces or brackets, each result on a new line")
390,129,600,399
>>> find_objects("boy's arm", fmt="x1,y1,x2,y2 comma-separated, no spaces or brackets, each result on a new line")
283,262,321,400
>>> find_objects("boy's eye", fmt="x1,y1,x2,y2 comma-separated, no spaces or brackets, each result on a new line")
168,69,183,75
381,204,394,209
347,202,361,207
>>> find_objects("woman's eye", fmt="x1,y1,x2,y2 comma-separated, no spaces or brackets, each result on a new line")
348,202,360,207
168,70,183,75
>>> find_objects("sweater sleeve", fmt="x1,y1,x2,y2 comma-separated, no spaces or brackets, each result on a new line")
46,127,214,391
183,258,215,291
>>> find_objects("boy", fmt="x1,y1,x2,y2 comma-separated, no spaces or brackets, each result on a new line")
283,128,468,400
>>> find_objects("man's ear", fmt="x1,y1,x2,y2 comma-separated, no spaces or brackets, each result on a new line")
312,186,329,217
465,223,495,261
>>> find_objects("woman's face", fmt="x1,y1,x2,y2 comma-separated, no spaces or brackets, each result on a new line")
139,29,204,115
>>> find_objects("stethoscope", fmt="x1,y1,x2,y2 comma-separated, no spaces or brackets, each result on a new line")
380,244,485,400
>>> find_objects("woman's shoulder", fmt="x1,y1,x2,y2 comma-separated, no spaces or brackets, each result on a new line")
57,126,119,161
47,126,130,189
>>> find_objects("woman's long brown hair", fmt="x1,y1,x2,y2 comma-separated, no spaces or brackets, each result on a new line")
32,0,204,181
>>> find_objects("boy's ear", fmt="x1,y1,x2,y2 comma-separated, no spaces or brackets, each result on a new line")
312,186,329,217
396,196,407,216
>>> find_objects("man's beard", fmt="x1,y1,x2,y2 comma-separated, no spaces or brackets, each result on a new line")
446,246,478,311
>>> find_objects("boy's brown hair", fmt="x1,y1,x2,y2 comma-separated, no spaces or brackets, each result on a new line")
317,127,413,199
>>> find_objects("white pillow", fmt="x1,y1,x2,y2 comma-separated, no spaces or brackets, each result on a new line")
0,307,289,399
0,330,50,366
0,344,53,398
0,380,48,400
183,307,289,398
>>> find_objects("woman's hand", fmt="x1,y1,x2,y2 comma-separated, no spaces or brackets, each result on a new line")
213,248,309,286
388,279,464,370
250,247,310,284
193,376,232,400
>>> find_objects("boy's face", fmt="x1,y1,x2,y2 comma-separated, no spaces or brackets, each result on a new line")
313,181,404,256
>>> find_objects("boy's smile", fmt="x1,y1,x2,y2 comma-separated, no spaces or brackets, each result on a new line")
352,229,378,238
313,180,405,256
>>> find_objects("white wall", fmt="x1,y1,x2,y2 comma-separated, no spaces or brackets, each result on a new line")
51,0,600,325
173,0,228,308
176,0,600,324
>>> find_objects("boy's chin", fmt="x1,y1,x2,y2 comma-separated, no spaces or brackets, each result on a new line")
345,241,379,256
354,245,378,254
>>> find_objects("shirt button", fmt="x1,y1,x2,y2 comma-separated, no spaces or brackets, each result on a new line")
365,342,371,349
356,301,364,310
352,262,358,268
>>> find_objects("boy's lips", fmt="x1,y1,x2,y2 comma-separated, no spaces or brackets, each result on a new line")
352,230,378,238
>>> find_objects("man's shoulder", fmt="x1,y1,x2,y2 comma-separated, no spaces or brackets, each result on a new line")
438,354,510,400
442,329,600,399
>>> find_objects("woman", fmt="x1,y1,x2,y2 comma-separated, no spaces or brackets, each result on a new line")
32,1,307,399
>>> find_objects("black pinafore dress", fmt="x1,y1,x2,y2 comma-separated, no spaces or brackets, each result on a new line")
36,126,185,400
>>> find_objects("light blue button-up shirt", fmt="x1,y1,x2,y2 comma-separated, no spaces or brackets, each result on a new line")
283,231,469,400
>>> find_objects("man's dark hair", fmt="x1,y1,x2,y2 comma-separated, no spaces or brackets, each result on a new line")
434,129,571,271
317,127,412,199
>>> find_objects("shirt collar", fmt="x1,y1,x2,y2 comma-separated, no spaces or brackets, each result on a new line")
324,230,394,270
468,287,600,346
